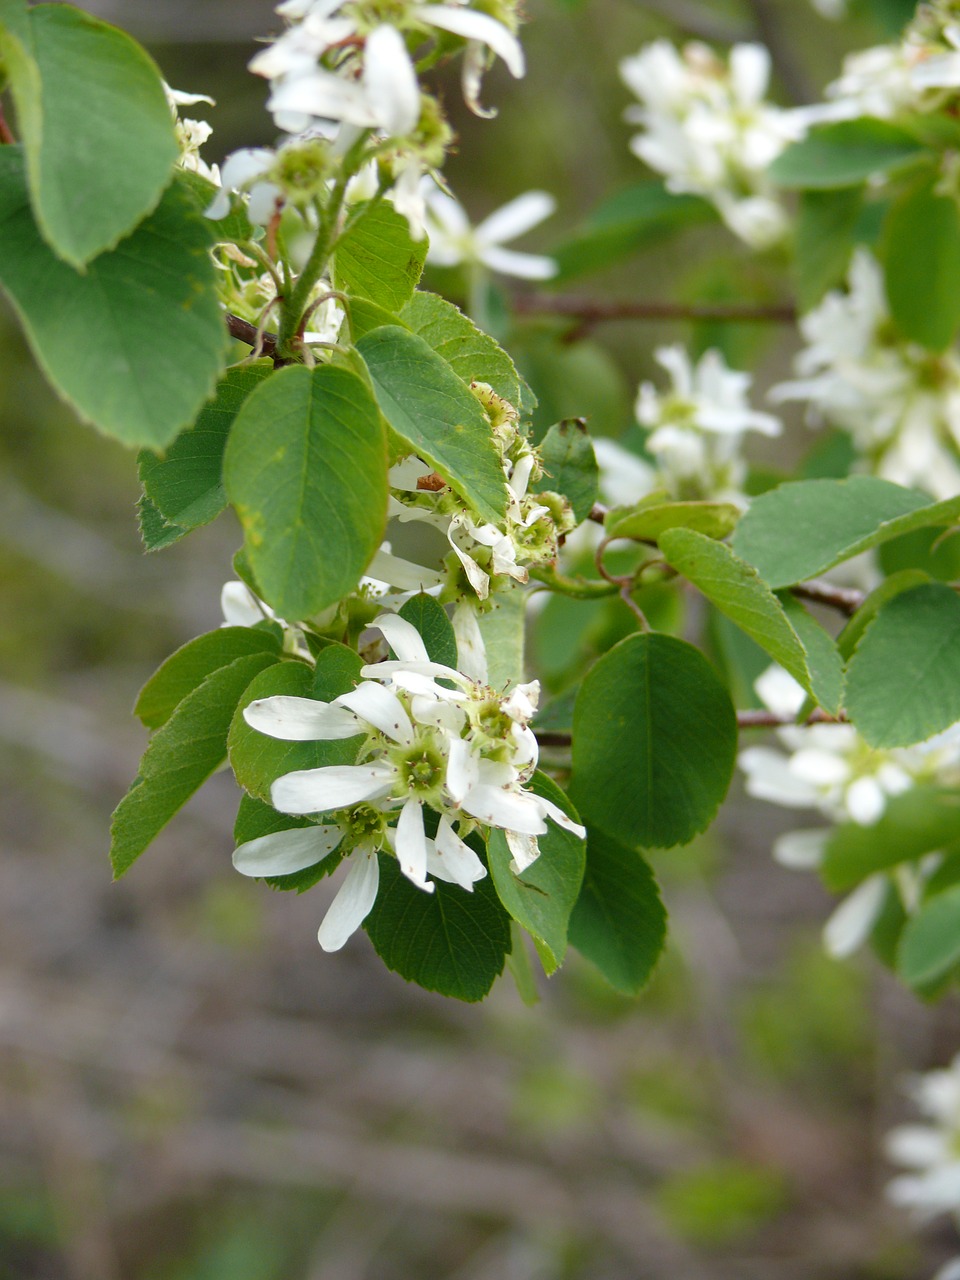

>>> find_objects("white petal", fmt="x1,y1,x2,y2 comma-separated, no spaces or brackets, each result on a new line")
935,1259,960,1280
505,828,540,873
336,681,414,744
318,847,380,951
221,580,267,627
220,147,275,191
363,26,421,135
373,612,431,663
476,191,556,246
771,827,828,869
822,875,887,958
233,824,344,876
416,6,525,77
395,796,433,889
845,775,887,825
268,69,380,128
367,547,446,591
886,1125,950,1169
461,784,547,835
479,245,558,280
272,763,395,813
738,747,820,808
243,695,360,741
445,734,478,802
535,794,586,838
247,181,283,225
452,603,488,683
429,816,487,888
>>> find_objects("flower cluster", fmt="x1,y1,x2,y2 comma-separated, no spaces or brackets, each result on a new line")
739,666,960,957
635,344,781,505
887,1053,960,1244
208,0,524,235
233,612,584,949
772,250,960,498
165,84,219,184
619,41,807,247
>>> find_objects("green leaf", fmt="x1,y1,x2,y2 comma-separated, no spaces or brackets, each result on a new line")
794,187,864,312
844,582,960,747
837,569,932,661
311,640,365,701
769,119,926,190
137,492,185,551
139,362,274,532
398,593,457,667
400,290,532,409
175,168,257,245
568,829,666,995
228,659,361,805
486,773,585,974
898,885,960,988
223,363,388,619
479,589,526,688
110,652,278,878
883,177,960,350
551,182,716,281
357,324,507,525
135,626,282,729
363,852,511,1001
731,477,941,587
347,296,405,340
606,496,740,543
571,633,737,849
659,528,812,695
778,593,845,716
3,4,178,266
822,789,960,892
866,0,919,34
334,199,427,311
0,147,229,449
233,793,332,894
534,419,598,524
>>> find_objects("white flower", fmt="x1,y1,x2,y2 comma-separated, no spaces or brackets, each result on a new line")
772,250,960,498
620,40,805,247
205,148,282,224
238,612,584,946
164,82,219,184
423,184,557,280
887,1055,960,1225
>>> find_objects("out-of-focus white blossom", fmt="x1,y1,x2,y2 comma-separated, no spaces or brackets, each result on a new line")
739,665,960,956
887,1054,960,1226
809,0,848,18
636,344,781,505
619,41,807,247
164,83,219,184
423,185,557,280
772,250,960,498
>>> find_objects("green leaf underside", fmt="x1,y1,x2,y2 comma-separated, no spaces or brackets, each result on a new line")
769,118,925,189
228,659,363,806
400,291,529,408
659,528,812,696
731,477,947,588
568,829,666,995
898,885,960,987
571,633,737,849
137,493,186,551
135,626,282,729
606,498,740,543
778,593,845,716
486,773,585,973
357,325,507,526
398,593,457,668
883,178,960,350
794,187,864,312
364,853,511,1002
334,199,427,311
844,582,960,747
7,4,178,266
110,652,279,878
478,589,526,689
224,363,388,619
139,362,274,530
0,147,229,449
535,420,599,524
822,789,960,891
233,793,336,893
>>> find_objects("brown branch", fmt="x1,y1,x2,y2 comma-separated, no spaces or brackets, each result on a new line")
226,312,278,359
790,579,864,616
537,707,848,747
512,294,797,327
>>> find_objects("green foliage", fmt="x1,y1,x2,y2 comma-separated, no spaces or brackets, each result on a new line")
486,773,585,974
794,186,864,311
568,829,666,995
139,362,274,533
882,175,960,350
534,419,598,523
1,3,178,266
770,119,926,189
363,851,511,1001
897,885,960,987
334,199,427,311
398,593,457,667
778,594,845,716
110,652,279,877
137,492,186,551
844,582,960,746
571,633,737,849
606,497,741,543
224,363,388,619
357,324,507,524
821,789,960,890
0,146,229,449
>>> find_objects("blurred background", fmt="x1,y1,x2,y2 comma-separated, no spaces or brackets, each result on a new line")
4,0,960,1276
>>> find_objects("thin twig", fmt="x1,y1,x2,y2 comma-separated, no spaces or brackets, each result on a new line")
226,312,278,358
512,294,797,328
791,579,865,616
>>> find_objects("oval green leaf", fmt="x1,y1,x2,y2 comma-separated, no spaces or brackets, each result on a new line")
897,884,960,988
769,119,925,190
